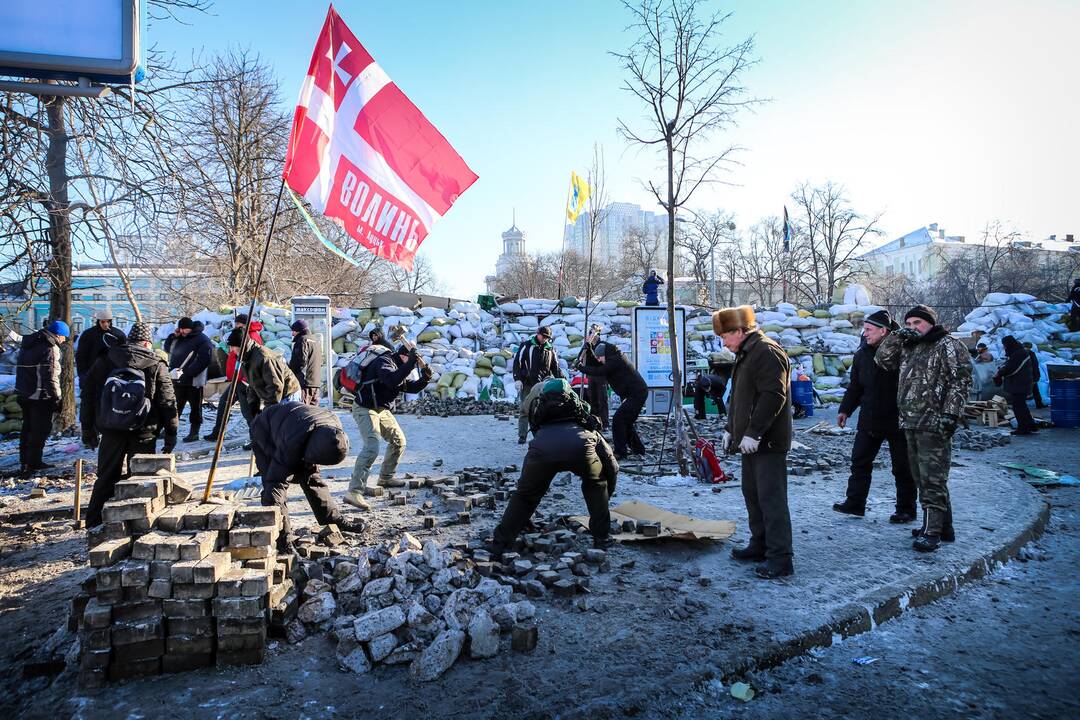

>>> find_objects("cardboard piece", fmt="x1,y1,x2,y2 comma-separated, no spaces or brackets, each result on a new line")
571,500,736,542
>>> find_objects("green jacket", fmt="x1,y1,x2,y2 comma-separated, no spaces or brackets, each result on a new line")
874,325,972,432
725,330,791,453
243,345,301,407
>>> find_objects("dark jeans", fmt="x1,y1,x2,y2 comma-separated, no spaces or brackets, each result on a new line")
741,452,793,563
612,393,646,456
17,398,54,468
258,459,343,547
1008,392,1036,431
207,382,254,439
693,375,727,418
1032,382,1045,408
175,385,204,434
844,428,917,514
87,429,156,527
493,457,610,546
587,378,609,430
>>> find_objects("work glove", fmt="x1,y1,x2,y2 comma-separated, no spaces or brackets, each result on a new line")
937,414,959,436
420,367,433,382
169,368,183,380
893,327,921,343
738,436,760,454
720,431,732,453
162,431,178,454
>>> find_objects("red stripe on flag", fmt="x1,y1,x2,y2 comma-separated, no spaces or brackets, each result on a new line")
283,108,328,195
352,83,478,216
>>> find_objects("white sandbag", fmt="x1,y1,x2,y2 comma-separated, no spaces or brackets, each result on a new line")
331,320,358,339
417,307,447,318
842,284,871,306
777,302,798,316
378,305,414,316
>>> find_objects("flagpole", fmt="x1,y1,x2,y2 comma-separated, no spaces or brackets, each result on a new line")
557,176,574,299
203,177,287,502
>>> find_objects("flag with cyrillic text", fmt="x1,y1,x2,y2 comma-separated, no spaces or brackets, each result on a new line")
283,6,478,270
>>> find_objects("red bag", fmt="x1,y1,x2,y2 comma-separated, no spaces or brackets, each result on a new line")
693,438,727,484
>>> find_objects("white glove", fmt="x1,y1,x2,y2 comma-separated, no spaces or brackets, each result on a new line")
720,431,732,453
169,368,183,380
739,436,760,454
515,380,523,392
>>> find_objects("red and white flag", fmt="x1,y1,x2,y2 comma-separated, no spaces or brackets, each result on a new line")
283,6,477,269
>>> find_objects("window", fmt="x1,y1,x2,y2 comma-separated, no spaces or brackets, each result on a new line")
71,293,81,300
159,293,168,301
93,293,104,301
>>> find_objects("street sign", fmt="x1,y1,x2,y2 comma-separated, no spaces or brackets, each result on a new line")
0,0,143,85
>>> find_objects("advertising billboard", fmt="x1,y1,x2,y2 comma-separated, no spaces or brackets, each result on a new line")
631,306,686,389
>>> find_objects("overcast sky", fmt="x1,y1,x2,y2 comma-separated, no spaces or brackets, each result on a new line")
151,0,1080,298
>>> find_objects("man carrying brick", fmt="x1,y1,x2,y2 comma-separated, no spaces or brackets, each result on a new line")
251,400,365,549
875,304,972,552
81,322,178,527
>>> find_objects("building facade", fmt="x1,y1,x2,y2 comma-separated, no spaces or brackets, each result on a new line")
485,221,528,294
563,201,667,266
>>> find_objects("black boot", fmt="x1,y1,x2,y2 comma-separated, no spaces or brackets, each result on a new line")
913,508,943,552
593,536,615,550
911,511,928,538
755,559,794,579
890,509,917,524
731,544,766,562
832,500,865,517
183,431,200,443
941,506,955,542
337,517,367,534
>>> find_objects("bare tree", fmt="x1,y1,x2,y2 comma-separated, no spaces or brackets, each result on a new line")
614,0,758,472
679,209,734,304
736,216,789,306
385,253,443,296
620,224,665,281
790,181,883,304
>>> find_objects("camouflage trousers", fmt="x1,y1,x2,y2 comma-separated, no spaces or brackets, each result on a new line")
904,429,952,513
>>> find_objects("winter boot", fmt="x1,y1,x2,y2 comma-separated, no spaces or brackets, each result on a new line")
911,511,928,538
832,500,865,517
731,544,766,562
890,509,917,524
941,506,955,542
183,429,200,443
913,508,944,552
337,517,367,534
755,559,794,579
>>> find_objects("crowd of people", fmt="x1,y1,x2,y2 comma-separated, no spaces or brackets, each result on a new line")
12,292,1056,574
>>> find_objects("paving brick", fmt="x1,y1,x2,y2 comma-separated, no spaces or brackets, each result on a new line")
80,627,111,651
269,578,294,607
108,658,161,680
193,551,232,584
162,598,210,618
511,623,538,652
149,560,173,581
217,631,265,652
216,617,266,637
167,617,215,637
111,600,162,623
122,586,150,602
235,506,279,528
120,560,150,587
114,477,165,501
112,639,165,663
170,559,199,584
111,618,164,645
206,505,236,530
102,497,155,523
241,570,270,598
132,531,168,560
155,505,189,532
213,596,266,619
82,598,111,630
79,648,110,671
162,652,213,673
95,588,124,605
166,476,194,504
183,504,215,530
228,546,273,560
147,579,172,599
166,635,214,655
128,454,175,474
228,528,250,547
89,538,131,567
171,582,215,600
179,531,217,561
216,569,246,598
87,521,128,548
96,565,123,592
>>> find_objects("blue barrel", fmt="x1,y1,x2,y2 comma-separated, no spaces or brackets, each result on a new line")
1049,378,1080,428
792,379,814,417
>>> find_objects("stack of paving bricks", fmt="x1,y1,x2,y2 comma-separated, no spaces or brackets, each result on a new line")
76,454,297,686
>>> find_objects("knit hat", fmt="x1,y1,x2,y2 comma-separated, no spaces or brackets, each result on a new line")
863,309,893,329
234,313,249,324
94,308,113,321
47,320,70,337
290,319,308,333
712,305,756,334
904,305,937,325
537,326,553,339
177,317,194,330
226,327,246,348
128,322,152,344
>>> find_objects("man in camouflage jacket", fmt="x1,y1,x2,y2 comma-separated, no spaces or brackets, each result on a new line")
875,304,972,552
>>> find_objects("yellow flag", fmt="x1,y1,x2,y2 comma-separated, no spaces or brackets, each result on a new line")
566,171,591,223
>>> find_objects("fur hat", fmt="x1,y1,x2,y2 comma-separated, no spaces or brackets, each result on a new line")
128,322,152,344
712,305,756,334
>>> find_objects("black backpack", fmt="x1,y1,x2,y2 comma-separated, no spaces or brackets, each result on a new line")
99,367,152,431
528,378,598,432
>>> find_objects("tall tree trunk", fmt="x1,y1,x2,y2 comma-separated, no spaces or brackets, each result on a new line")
45,96,75,431
665,138,688,475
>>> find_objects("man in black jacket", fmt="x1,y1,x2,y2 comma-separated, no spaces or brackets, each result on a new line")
512,326,563,444
164,317,213,442
579,332,648,459
1070,278,1080,332
489,379,619,554
1022,341,1045,408
75,309,126,380
289,320,323,406
693,357,732,420
251,401,364,550
15,320,68,473
347,344,433,507
81,322,178,527
832,310,917,523
995,335,1037,436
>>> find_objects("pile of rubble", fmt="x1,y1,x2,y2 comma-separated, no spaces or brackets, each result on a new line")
73,454,296,686
399,396,510,417
953,427,1011,451
289,533,542,680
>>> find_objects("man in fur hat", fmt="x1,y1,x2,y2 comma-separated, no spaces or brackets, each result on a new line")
714,305,794,579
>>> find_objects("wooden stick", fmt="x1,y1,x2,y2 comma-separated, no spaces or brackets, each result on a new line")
73,458,82,523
